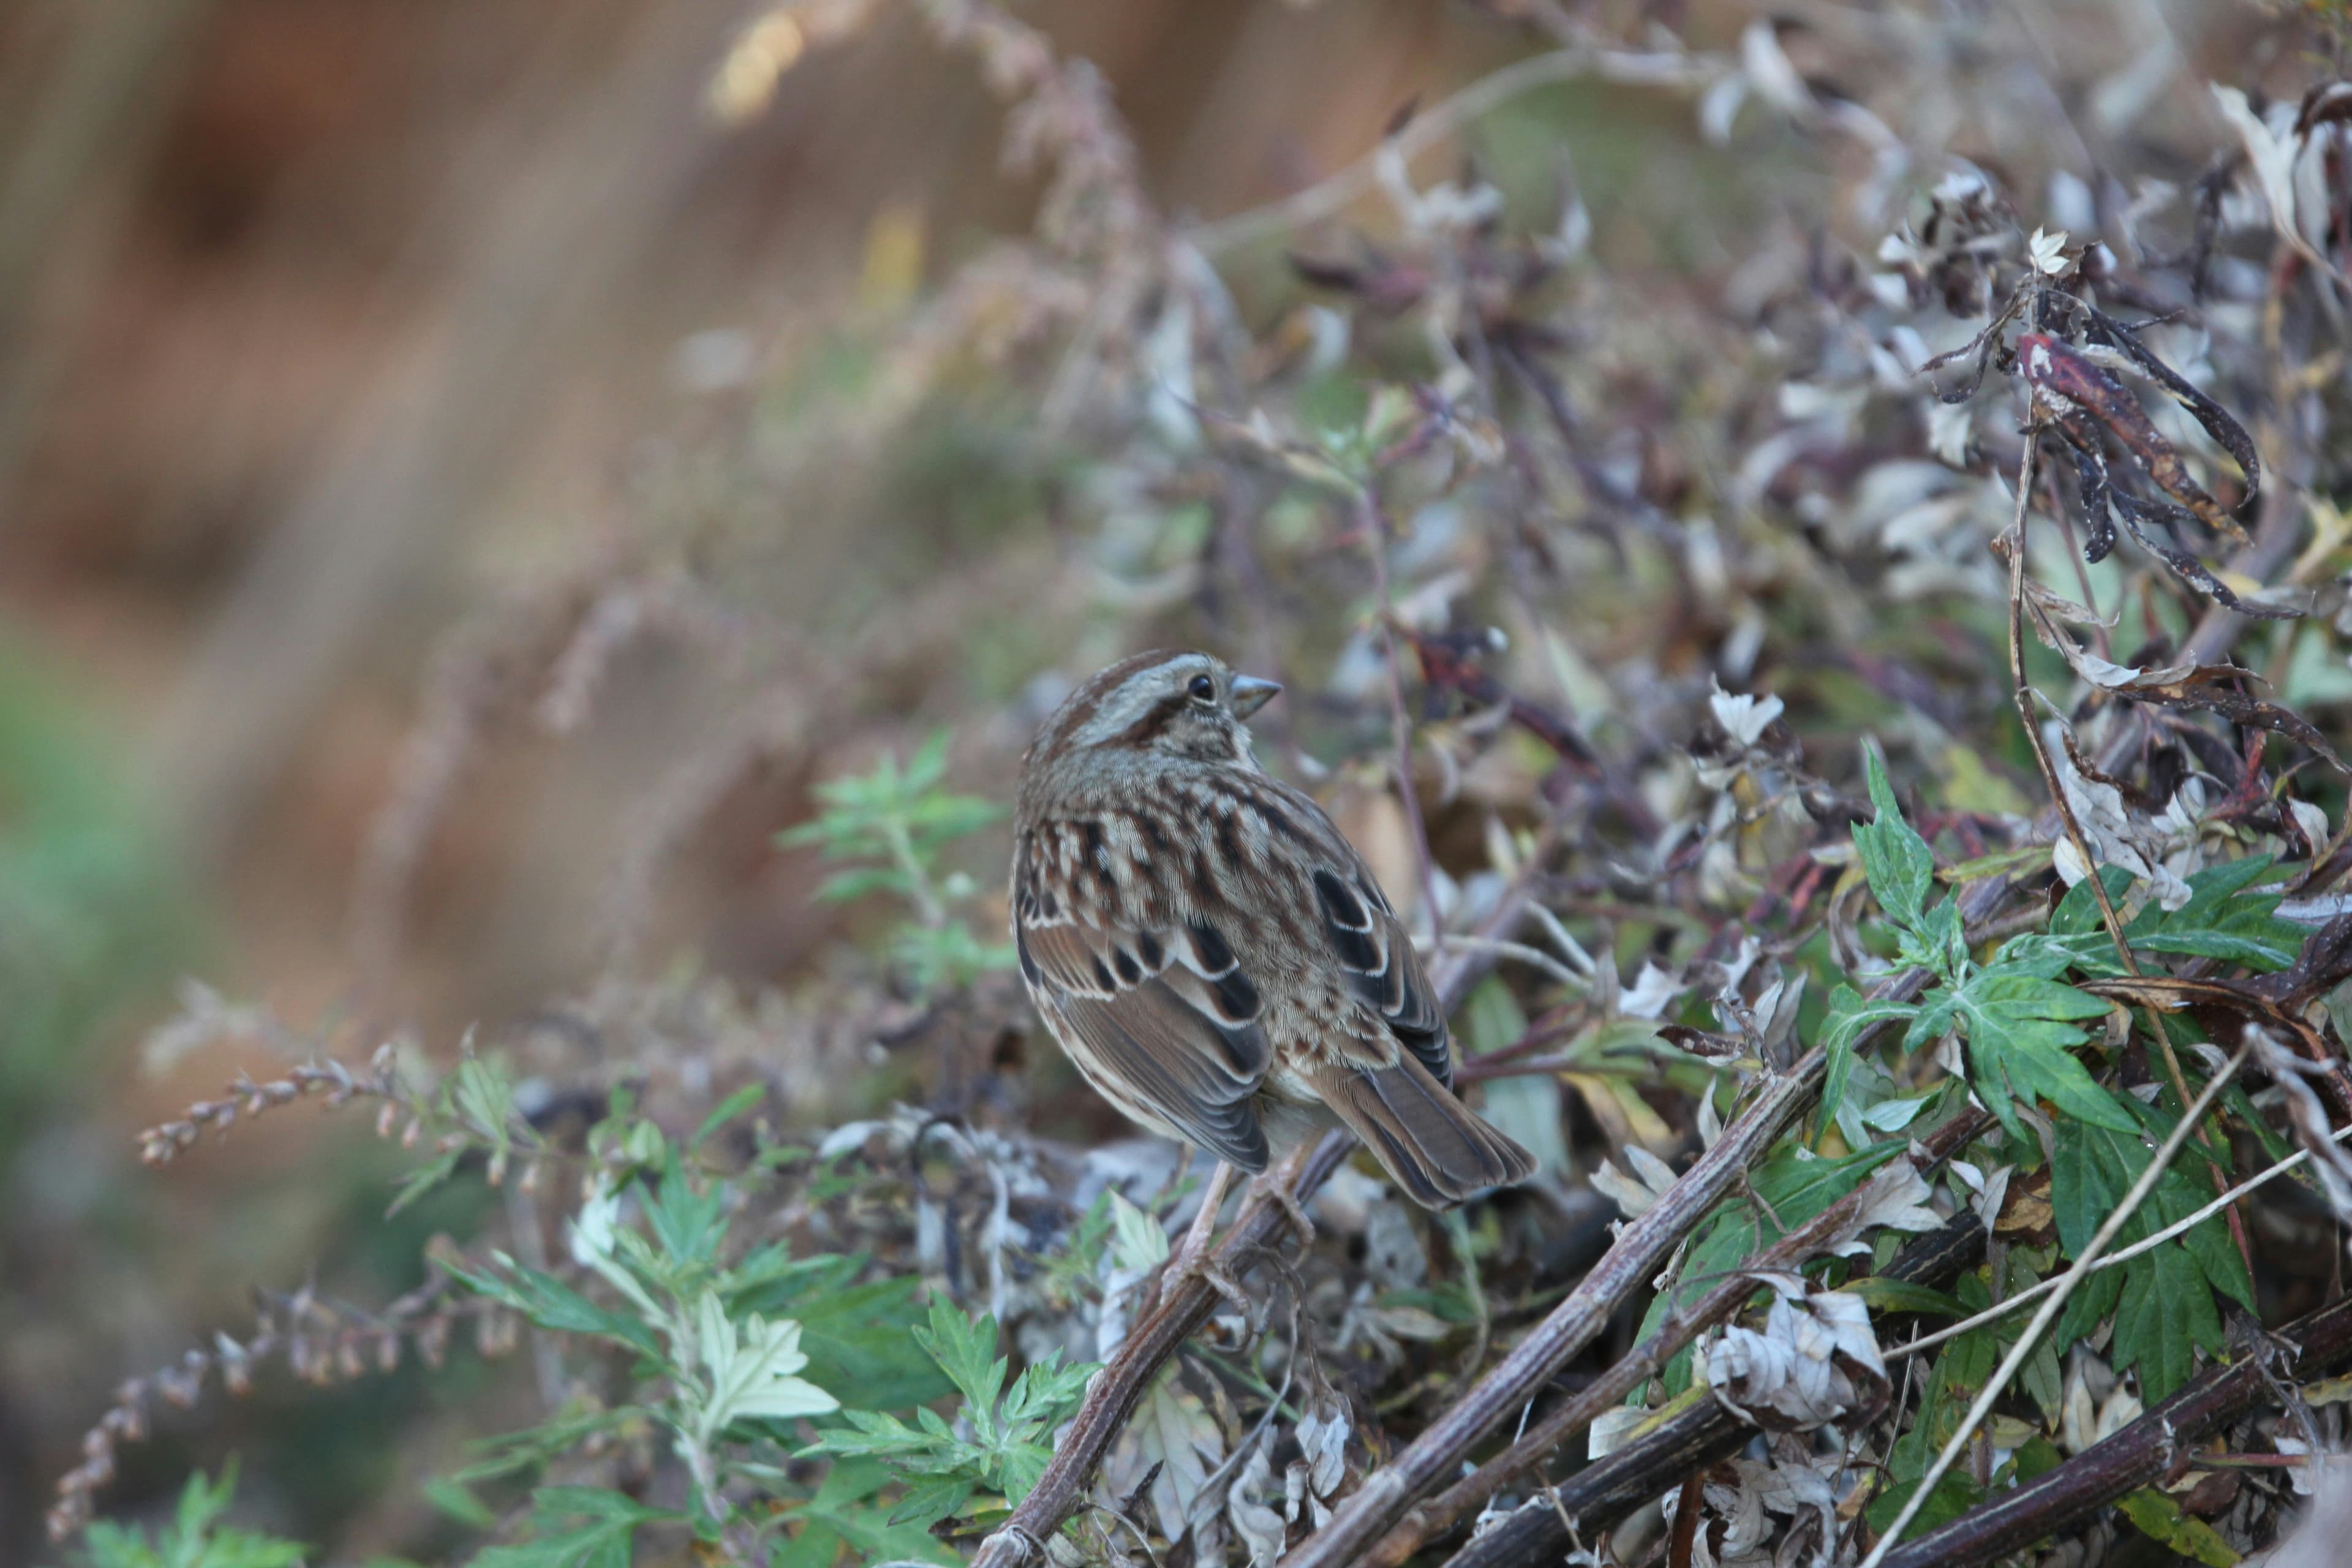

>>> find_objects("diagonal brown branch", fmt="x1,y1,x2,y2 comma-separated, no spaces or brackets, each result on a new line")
1875,1286,2352,1567
1354,1109,1992,1567
1277,1046,1830,1568
1276,864,2027,1568
1441,1210,1989,1568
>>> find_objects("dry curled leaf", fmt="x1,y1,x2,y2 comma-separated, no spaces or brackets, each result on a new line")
1706,1274,1890,1433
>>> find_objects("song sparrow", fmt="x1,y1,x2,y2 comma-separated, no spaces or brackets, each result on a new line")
1011,649,1534,1210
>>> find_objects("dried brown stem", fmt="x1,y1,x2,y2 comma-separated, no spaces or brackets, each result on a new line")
1441,1212,1991,1568
967,1133,1351,1568
1278,1047,1828,1568
1874,1289,2352,1567
1357,1110,1991,1567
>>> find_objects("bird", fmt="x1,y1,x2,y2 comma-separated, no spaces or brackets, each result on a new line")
1009,648,1534,1268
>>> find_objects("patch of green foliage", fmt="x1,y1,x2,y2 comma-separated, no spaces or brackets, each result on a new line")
1830,741,2302,1437
75,1466,304,1568
377,1079,1096,1567
778,731,1014,993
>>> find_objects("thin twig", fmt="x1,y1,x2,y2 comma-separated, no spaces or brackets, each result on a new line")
2005,426,2252,1268
1278,1046,1830,1568
1355,1114,1989,1567
2002,432,2133,971
1891,1117,2352,1363
1359,494,1445,943
968,1135,1349,1568
1856,1045,2248,1566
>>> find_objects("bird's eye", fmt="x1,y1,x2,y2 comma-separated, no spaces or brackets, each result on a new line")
1187,674,1216,702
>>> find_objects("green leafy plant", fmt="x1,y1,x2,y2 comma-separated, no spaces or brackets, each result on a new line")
778,731,1014,992
77,1466,304,1568
468,1489,682,1568
1826,741,2298,1425
445,1143,844,1517
391,1087,1109,1565
1825,749,2132,1140
807,1297,1096,1531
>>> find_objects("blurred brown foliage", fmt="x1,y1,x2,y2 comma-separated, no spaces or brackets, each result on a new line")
6,0,2352,1562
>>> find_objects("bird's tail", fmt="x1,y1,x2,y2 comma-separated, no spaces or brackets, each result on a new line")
1306,1057,1536,1207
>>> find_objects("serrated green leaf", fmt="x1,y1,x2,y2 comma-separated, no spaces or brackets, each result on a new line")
439,1259,662,1357
79,1464,309,1568
2128,856,2304,970
1948,970,2133,1139
888,1473,977,1528
641,1149,727,1270
786,1276,954,1412
913,1298,1008,1425
2051,1117,2240,1398
1855,746,1936,933
470,1488,680,1568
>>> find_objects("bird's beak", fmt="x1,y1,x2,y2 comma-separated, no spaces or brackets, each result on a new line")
1229,674,1282,719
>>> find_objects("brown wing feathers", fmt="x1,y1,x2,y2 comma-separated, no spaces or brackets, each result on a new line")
1015,858,1274,1169
1016,764,1534,1206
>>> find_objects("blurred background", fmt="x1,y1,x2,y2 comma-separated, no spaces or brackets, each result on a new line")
0,0,2340,1560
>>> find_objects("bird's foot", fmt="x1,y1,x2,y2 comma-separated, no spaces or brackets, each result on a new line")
1250,1176,1317,1250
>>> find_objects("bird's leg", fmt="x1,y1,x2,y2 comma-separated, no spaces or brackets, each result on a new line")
1246,1141,1319,1249
1162,1160,1251,1317
1166,1161,1242,1297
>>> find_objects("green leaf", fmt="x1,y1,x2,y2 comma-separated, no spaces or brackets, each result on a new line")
1946,970,2133,1139
1837,1278,1969,1317
1645,1143,1905,1390
2050,1117,2244,1398
790,1278,956,1412
812,866,911,903
1866,1344,1981,1535
1855,746,1936,933
2128,857,2305,970
1001,1351,1094,1433
2014,860,2305,976
888,1473,978,1528
470,1488,682,1568
424,1477,500,1528
641,1150,728,1270
2115,1488,2241,1566
689,1085,768,1150
913,1297,1008,1420
1819,984,1923,1137
692,1294,840,1432
78,1464,308,1568
439,1259,663,1358
385,1145,466,1218
793,1458,960,1564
